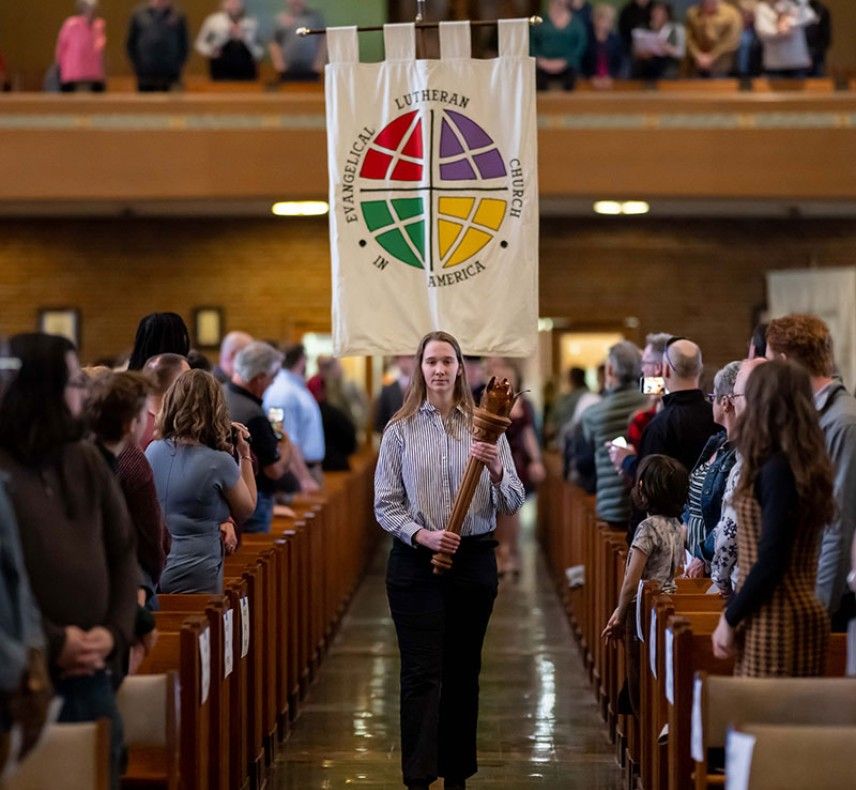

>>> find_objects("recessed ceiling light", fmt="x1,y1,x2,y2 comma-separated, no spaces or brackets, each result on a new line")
593,200,651,216
271,201,329,217
593,200,623,215
622,200,650,215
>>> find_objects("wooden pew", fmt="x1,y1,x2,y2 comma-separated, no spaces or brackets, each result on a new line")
725,723,856,789
648,589,725,790
156,595,232,790
243,529,295,739
118,672,180,790
221,578,251,790
137,616,211,790
668,621,848,790
637,579,716,790
692,644,854,789
224,549,273,779
6,720,111,790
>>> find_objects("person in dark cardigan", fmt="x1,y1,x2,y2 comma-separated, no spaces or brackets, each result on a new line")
85,370,169,607
0,333,138,787
712,360,834,676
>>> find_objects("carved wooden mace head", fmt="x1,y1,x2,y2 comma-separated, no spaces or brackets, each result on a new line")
478,376,517,418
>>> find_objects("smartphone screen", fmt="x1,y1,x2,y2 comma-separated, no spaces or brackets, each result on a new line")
641,376,665,396
268,407,285,440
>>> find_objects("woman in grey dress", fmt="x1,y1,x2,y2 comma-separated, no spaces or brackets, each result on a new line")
146,369,257,594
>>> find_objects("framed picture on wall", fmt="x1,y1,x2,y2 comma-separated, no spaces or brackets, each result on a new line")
193,306,224,349
38,307,81,349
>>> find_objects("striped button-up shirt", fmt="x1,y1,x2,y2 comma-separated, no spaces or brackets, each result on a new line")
375,401,525,547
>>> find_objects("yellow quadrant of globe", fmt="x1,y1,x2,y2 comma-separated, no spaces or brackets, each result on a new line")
437,197,508,268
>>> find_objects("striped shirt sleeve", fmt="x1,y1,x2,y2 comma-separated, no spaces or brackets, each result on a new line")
374,421,422,547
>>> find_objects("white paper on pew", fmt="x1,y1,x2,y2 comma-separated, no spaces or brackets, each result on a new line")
724,730,756,790
691,675,704,763
240,596,250,658
223,609,234,679
636,581,645,641
665,627,674,705
649,609,658,678
199,627,211,705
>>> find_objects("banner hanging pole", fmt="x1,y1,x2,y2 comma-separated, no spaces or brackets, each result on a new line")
296,16,542,38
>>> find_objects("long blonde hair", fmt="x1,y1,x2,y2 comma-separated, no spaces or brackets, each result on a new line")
388,331,475,428
156,369,232,452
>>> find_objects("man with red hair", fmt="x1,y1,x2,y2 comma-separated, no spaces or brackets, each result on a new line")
766,314,856,631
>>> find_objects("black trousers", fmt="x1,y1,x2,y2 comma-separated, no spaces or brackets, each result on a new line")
386,534,498,787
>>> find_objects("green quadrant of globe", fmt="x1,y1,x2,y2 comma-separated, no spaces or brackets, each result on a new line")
361,198,426,269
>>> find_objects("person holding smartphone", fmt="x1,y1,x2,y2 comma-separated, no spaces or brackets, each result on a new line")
374,331,524,790
224,342,293,534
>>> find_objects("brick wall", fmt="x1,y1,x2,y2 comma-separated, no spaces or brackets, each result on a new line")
0,216,854,370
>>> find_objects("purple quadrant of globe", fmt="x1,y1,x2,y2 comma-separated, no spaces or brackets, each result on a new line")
445,110,493,149
440,160,477,181
439,120,465,157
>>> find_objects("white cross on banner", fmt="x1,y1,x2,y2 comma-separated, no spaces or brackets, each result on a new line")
325,20,539,357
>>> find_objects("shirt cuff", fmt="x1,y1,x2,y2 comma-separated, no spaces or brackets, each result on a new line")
398,522,423,548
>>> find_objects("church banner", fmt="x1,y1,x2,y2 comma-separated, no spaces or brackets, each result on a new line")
325,20,539,357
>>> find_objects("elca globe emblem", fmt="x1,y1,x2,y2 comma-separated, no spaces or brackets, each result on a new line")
344,106,522,283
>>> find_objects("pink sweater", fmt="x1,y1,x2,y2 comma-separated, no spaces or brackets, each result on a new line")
55,15,106,83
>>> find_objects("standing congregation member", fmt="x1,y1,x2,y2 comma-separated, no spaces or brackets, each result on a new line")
530,0,588,91
85,371,168,608
602,454,688,713
138,353,190,449
682,361,740,577
755,0,816,77
375,331,524,790
126,0,189,92
213,330,253,384
195,0,264,81
765,314,856,631
225,342,292,533
376,355,416,433
0,334,138,787
269,0,326,82
263,343,324,491
55,0,107,92
147,370,256,594
0,475,50,774
127,311,190,371
709,357,766,597
578,341,647,530
685,0,743,77
712,360,834,676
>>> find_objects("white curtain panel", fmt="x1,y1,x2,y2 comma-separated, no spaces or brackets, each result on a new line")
325,20,539,356
767,267,856,390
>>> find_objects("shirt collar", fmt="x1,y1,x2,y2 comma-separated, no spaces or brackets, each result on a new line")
814,380,842,411
419,400,467,417
662,388,705,405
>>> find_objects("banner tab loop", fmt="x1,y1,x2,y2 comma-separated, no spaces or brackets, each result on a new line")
383,23,417,62
327,26,359,65
439,21,472,60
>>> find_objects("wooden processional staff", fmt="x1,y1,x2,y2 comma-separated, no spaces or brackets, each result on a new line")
431,376,520,574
